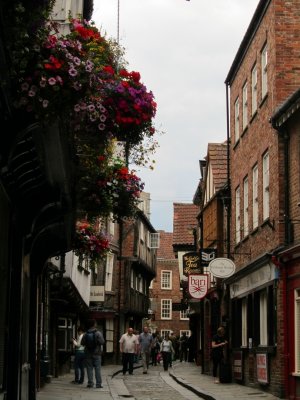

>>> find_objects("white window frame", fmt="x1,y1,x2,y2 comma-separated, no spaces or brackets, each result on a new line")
105,253,114,291
253,164,259,229
180,330,191,337
108,214,115,236
260,291,268,346
263,152,270,221
235,186,241,244
242,82,248,130
242,298,247,346
161,270,172,290
140,221,145,242
234,98,240,143
243,177,249,237
251,64,257,114
261,43,268,99
149,232,160,249
180,309,189,320
105,319,114,352
295,289,300,373
161,329,171,337
161,299,172,320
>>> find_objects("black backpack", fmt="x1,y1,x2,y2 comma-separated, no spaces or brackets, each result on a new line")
84,331,97,351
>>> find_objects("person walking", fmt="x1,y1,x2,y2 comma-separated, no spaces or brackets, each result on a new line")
211,326,228,383
160,333,174,371
168,331,177,366
72,326,85,384
119,327,139,375
179,332,188,362
151,332,160,366
139,326,152,374
81,319,105,389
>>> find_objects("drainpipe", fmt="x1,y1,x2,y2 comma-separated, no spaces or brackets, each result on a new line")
225,83,231,258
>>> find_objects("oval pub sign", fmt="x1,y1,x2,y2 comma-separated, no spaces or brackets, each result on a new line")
208,257,235,278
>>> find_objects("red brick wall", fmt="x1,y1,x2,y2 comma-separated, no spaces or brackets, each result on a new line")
149,258,189,337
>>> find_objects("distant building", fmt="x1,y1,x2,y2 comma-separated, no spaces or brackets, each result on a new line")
149,230,190,340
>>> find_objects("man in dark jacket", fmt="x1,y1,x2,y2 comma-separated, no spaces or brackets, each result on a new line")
81,319,105,388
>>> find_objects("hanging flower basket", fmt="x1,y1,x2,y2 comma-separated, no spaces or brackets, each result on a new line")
73,220,110,268
77,153,144,220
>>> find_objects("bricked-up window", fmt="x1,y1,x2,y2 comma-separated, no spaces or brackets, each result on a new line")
263,152,270,220
295,289,300,373
252,164,259,229
242,298,247,346
234,97,240,144
235,186,241,243
161,299,172,319
242,82,248,130
161,270,172,289
251,64,257,115
243,177,249,237
105,253,114,291
261,43,268,99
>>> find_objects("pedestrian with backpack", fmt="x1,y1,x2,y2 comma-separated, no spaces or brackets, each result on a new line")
81,319,105,389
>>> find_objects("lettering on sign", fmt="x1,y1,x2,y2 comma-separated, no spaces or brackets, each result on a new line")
182,252,200,276
233,351,243,380
90,286,105,302
188,274,208,299
256,353,268,384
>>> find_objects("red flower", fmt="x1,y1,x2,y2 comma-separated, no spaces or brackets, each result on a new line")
44,55,63,70
103,65,115,75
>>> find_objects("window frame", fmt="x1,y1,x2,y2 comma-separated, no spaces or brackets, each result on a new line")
105,252,114,291
252,164,259,229
161,299,172,320
243,176,249,237
262,152,270,221
235,186,241,243
161,270,172,290
234,97,240,143
251,64,258,114
261,43,268,99
242,81,248,130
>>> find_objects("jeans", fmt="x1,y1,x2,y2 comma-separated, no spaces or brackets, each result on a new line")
85,354,102,387
74,351,85,383
162,351,171,371
122,353,134,374
141,351,150,372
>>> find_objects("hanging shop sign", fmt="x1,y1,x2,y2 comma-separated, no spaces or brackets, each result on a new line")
188,274,208,299
208,257,235,278
183,252,201,276
90,286,105,302
200,248,217,266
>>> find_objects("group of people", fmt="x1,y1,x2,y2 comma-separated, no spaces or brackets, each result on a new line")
72,319,105,389
119,327,194,374
72,321,228,387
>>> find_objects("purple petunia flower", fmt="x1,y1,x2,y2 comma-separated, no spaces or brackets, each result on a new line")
48,77,56,86
69,68,78,77
74,104,81,112
98,123,105,131
42,99,49,108
21,82,30,91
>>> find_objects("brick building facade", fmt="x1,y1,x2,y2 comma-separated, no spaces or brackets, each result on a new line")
149,230,190,339
223,0,300,397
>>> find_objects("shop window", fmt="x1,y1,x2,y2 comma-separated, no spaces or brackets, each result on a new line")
57,317,73,351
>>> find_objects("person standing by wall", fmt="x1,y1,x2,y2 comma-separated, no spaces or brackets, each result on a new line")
139,326,153,374
211,326,227,383
71,326,85,384
179,331,188,362
160,333,174,371
81,319,105,389
119,327,139,375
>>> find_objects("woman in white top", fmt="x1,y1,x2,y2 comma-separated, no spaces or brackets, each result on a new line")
160,333,174,371
72,326,85,384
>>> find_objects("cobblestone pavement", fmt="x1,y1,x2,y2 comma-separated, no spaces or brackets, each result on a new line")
37,360,282,400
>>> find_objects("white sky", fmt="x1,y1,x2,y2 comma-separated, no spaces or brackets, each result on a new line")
92,0,259,232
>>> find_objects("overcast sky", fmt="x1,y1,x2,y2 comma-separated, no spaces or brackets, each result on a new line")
92,0,259,232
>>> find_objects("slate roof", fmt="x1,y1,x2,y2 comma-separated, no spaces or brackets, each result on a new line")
157,230,175,259
173,203,199,246
207,142,228,192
